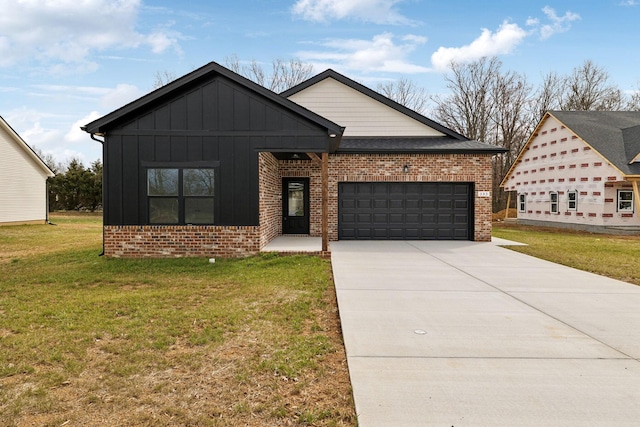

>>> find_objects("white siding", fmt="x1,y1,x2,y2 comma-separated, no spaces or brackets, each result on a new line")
287,78,445,137
504,115,637,227
0,125,50,224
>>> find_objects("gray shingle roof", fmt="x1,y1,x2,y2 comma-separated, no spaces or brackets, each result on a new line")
550,111,640,175
337,137,508,154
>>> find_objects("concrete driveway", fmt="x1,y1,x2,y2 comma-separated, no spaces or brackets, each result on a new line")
330,240,640,426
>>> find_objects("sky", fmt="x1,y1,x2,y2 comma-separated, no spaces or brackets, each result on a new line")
1,0,639,166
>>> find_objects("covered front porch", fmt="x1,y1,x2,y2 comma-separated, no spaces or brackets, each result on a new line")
258,151,330,254
261,235,330,257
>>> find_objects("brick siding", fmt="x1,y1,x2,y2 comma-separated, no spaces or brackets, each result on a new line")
269,152,494,242
103,225,260,258
104,152,495,257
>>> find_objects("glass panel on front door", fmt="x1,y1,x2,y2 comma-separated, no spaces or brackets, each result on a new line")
288,182,305,217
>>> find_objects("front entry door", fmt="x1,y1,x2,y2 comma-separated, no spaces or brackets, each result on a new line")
282,178,310,234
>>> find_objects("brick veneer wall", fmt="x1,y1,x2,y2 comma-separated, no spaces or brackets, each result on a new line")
103,225,260,258
103,152,494,258
258,152,282,247
268,152,494,242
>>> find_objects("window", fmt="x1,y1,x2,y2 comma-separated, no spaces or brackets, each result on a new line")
148,168,215,224
518,193,526,212
567,190,577,211
550,192,559,214
618,190,634,212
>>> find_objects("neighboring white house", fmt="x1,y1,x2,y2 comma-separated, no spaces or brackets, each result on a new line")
0,116,55,225
501,111,640,233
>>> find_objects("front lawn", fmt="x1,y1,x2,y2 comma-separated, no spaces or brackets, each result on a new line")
493,223,640,286
0,214,356,426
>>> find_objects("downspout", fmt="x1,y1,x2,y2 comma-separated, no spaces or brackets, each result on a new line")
89,132,106,256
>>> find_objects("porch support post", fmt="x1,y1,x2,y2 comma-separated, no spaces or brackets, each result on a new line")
504,191,512,220
322,152,329,252
632,180,640,223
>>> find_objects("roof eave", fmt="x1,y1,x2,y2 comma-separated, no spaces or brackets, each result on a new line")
0,116,55,177
336,148,507,155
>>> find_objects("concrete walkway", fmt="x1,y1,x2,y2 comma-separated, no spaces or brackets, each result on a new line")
330,240,640,426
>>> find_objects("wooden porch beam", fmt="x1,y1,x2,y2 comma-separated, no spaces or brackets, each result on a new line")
322,152,329,252
306,152,321,163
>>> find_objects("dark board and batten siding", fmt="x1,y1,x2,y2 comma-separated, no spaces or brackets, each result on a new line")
102,74,331,226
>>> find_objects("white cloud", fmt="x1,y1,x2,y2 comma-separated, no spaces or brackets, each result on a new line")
0,0,182,71
298,32,430,74
536,7,581,39
65,112,103,144
431,21,528,71
292,0,415,25
29,83,144,110
620,0,639,6
99,84,144,110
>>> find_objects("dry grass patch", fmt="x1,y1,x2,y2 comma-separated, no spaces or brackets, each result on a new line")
0,214,356,426
0,213,102,262
493,222,640,286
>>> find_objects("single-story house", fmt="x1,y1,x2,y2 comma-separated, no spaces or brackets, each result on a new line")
0,116,55,225
501,111,640,233
83,61,505,258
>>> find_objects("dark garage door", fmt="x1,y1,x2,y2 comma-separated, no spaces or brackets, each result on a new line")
338,182,473,240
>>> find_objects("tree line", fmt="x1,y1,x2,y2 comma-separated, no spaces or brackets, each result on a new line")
33,149,102,212
43,56,638,213
428,58,640,210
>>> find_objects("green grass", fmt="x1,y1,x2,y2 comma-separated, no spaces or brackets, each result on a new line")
0,214,355,426
493,223,640,285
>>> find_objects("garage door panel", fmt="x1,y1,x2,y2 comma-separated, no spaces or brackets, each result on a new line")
373,199,388,209
389,199,404,209
341,201,356,210
338,182,472,240
405,213,419,224
341,213,356,223
389,213,404,223
373,213,388,223
357,213,372,222
357,199,371,208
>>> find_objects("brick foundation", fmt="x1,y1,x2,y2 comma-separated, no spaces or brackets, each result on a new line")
103,225,260,258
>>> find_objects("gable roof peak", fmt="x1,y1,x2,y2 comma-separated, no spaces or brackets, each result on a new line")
282,69,469,141
83,61,344,138
0,115,55,177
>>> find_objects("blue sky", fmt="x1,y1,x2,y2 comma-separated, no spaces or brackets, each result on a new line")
1,0,639,165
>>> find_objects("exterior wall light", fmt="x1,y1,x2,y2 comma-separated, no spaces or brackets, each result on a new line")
403,164,409,173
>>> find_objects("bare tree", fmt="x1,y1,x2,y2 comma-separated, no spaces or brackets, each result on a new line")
30,146,64,174
377,78,430,114
561,60,623,110
531,71,564,120
152,70,178,89
431,56,502,142
431,57,537,210
224,55,314,93
626,81,640,111
490,70,534,210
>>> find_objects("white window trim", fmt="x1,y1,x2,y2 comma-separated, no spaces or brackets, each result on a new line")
618,189,634,212
567,190,578,211
518,193,526,213
550,191,559,214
